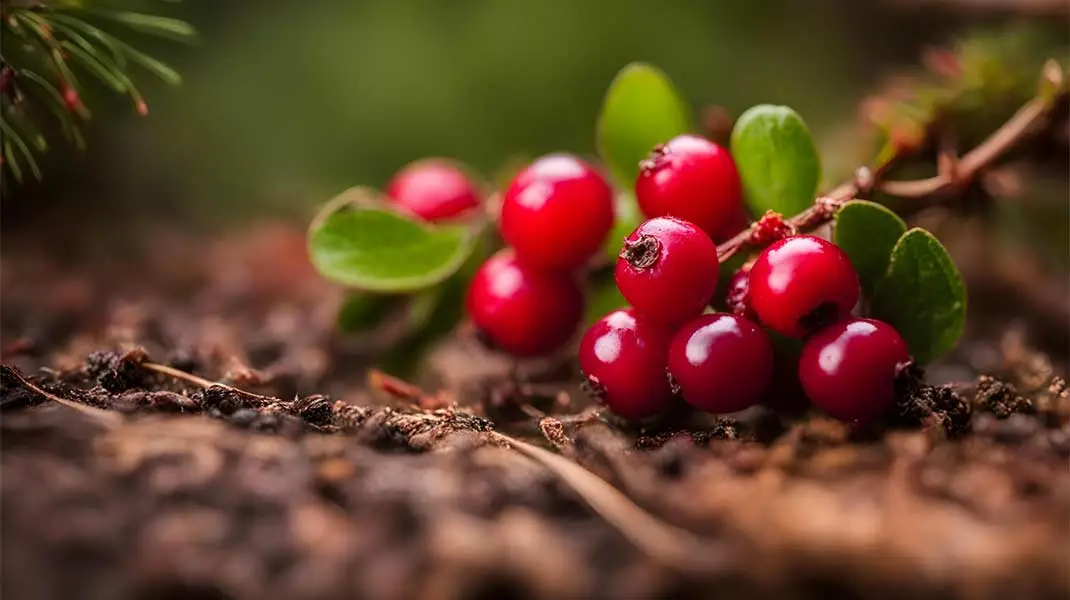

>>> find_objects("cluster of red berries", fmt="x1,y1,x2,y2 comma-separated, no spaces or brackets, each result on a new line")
581,135,912,424
386,155,613,357
388,139,912,426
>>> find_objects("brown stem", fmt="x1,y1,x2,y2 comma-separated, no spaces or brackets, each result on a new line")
490,431,723,571
1,364,122,427
141,361,216,389
716,61,1066,262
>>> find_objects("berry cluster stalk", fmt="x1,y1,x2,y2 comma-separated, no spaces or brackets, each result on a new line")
716,60,1066,262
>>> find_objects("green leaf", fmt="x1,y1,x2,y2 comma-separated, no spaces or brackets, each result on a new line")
596,63,692,186
871,229,967,365
604,190,641,261
309,208,475,293
834,200,907,295
730,105,821,217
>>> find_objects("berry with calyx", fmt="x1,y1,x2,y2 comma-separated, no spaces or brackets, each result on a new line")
798,318,910,424
667,313,772,413
579,308,676,420
387,159,482,222
500,154,614,271
748,235,860,338
636,134,742,239
467,250,583,357
615,216,719,326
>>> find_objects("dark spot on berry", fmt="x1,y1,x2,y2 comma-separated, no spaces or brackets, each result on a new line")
618,234,661,270
638,143,670,172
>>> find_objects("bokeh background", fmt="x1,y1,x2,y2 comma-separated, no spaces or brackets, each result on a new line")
3,0,1062,220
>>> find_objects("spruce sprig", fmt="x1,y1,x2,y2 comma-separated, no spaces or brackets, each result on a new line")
1,0,195,185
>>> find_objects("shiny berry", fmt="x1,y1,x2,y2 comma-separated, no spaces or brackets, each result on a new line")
466,250,583,357
724,263,758,322
615,217,719,326
386,159,481,222
748,235,860,338
636,134,742,239
799,318,910,424
579,308,675,420
667,313,773,413
500,154,614,271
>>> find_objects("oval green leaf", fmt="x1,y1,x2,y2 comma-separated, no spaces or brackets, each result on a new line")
834,200,907,296
309,208,474,293
596,63,692,186
871,229,967,365
730,104,821,217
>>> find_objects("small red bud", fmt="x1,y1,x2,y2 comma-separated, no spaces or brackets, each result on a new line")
136,101,148,116
749,210,796,246
62,86,81,111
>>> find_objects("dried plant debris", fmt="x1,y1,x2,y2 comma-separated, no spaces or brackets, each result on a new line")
1,224,1068,600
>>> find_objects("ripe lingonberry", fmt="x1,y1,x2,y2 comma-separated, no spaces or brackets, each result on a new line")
798,318,910,424
615,217,719,326
667,313,772,413
500,154,614,271
635,134,742,239
724,263,758,322
386,159,481,222
466,250,583,357
579,308,676,420
748,235,860,338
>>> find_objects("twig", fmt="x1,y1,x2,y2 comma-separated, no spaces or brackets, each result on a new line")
141,361,216,389
139,360,721,570
717,60,1066,262
490,431,724,571
1,364,122,427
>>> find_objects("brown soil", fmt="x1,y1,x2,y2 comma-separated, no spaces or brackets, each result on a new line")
2,221,1068,600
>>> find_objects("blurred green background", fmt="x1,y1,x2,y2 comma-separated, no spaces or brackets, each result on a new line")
3,0,1065,227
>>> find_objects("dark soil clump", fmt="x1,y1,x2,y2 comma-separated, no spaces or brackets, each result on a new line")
2,223,1068,600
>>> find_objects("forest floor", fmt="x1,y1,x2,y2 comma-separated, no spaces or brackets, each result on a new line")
1,219,1068,600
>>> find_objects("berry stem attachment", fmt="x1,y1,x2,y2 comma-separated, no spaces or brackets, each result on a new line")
716,60,1066,262
619,234,661,269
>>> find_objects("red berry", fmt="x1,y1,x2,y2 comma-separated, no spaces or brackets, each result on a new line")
500,154,614,271
748,235,860,338
615,217,719,326
579,308,675,420
466,250,583,357
635,134,742,239
799,318,910,424
667,313,772,413
724,263,758,322
387,159,481,222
